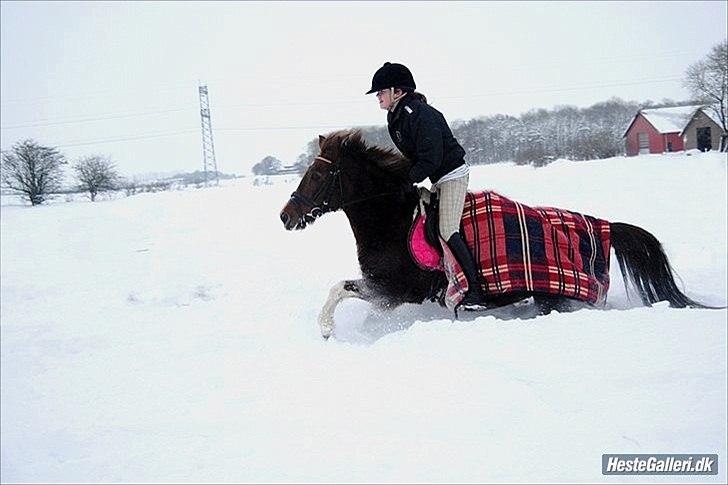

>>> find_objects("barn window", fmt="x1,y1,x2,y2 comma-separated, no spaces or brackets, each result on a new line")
667,142,673,152
638,133,649,154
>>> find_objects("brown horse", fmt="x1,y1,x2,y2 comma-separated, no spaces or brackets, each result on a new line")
280,130,712,339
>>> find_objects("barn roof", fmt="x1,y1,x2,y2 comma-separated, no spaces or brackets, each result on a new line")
640,105,702,133
622,105,704,138
699,107,723,128
678,105,725,135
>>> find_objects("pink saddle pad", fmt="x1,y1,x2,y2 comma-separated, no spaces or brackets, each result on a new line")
407,211,443,271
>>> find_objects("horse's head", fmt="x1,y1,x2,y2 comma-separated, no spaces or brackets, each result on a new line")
279,129,410,230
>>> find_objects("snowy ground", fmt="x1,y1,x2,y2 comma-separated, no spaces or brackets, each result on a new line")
1,151,726,483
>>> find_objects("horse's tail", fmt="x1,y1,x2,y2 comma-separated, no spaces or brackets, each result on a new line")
610,222,719,309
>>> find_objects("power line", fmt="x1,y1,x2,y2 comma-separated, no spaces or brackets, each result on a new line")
53,129,199,148
2,75,685,130
0,83,195,105
441,77,683,100
1,105,196,130
2,76,688,149
0,49,693,105
44,125,353,149
4,125,357,151
0,73,364,105
0,99,363,129
502,50,692,73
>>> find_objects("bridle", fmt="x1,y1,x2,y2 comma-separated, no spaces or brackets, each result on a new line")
289,154,403,219
289,155,342,219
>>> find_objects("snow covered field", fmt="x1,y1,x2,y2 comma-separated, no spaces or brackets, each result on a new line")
1,150,726,483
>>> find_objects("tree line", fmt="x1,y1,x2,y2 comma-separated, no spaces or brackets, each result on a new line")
288,97,705,171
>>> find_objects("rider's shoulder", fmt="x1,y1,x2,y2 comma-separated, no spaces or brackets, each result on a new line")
402,95,426,117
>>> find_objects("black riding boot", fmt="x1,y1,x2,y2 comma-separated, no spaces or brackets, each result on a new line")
446,232,487,311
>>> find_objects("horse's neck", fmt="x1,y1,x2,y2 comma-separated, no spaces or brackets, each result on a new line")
343,189,416,248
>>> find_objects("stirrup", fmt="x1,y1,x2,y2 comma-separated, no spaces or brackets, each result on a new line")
457,290,489,312
459,301,490,312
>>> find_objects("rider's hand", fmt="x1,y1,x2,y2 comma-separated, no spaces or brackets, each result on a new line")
418,186,432,205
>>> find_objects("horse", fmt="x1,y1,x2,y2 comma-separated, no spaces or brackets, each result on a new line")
279,129,713,339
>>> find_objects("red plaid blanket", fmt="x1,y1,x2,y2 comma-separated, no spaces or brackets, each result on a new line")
442,191,611,311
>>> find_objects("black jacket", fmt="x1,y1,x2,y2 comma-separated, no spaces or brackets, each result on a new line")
387,93,466,184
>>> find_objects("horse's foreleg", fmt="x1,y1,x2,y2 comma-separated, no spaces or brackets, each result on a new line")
318,279,372,339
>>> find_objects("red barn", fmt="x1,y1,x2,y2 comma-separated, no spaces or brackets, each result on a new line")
623,105,700,156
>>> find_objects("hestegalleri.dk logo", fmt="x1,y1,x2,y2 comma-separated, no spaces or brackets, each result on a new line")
602,454,718,475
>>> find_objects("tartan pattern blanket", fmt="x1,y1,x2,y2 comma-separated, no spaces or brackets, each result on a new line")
439,191,611,311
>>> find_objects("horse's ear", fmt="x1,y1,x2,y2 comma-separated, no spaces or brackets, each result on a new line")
318,135,326,149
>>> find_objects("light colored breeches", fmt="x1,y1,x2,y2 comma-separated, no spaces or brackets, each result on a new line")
435,174,469,240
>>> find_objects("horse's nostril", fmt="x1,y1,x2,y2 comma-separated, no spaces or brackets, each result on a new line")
280,212,289,225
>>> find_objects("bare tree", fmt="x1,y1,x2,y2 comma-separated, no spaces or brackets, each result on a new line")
74,155,120,201
684,39,728,151
1,139,65,205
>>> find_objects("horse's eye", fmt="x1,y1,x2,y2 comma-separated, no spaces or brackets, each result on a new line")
311,171,323,182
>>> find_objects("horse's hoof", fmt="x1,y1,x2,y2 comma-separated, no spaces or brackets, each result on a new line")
319,314,334,340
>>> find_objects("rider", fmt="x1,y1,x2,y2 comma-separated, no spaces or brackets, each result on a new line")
366,62,486,310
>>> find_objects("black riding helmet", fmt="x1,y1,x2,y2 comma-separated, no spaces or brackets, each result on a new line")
365,62,416,94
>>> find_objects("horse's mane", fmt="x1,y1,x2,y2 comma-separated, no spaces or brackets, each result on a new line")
324,129,411,179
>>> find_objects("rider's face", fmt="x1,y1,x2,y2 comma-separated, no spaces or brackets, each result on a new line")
376,89,392,110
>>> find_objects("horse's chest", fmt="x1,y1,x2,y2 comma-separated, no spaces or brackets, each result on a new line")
358,247,411,285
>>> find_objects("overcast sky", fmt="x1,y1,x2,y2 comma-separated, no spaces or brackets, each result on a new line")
1,1,726,177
